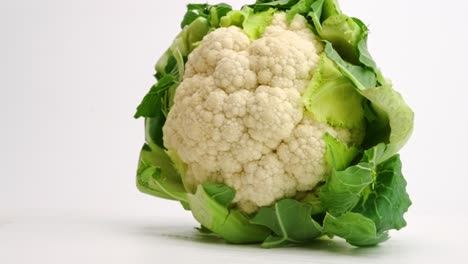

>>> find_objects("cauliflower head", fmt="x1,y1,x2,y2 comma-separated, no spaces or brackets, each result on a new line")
163,13,358,213
135,0,414,248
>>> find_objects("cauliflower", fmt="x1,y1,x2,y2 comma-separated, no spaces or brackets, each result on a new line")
163,13,357,213
135,0,414,248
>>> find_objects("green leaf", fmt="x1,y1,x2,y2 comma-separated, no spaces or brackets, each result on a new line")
251,199,322,248
220,10,245,28
134,75,177,119
181,4,208,28
249,0,300,12
320,144,386,216
320,144,411,246
323,212,389,247
324,44,413,155
320,14,362,64
181,5,207,28
136,75,178,149
351,17,384,85
165,149,190,192
304,0,382,82
320,162,373,216
256,0,382,91
136,144,188,207
243,7,275,40
352,154,412,233
209,4,233,27
351,18,375,68
137,144,183,188
302,53,366,129
307,0,324,34
156,17,211,78
362,143,387,165
188,184,270,244
143,166,188,203
324,133,361,171
144,113,166,149
324,42,377,89
136,15,213,152
321,0,341,19
202,183,236,207
221,7,275,40
361,84,414,160
181,11,203,29
196,225,213,234
181,4,233,28
285,0,314,22
300,191,325,216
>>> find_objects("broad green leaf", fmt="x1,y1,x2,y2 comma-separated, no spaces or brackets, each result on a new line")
243,8,275,39
300,191,324,216
251,199,322,248
325,44,413,156
362,143,387,166
144,112,166,149
156,17,211,78
351,19,377,69
321,14,362,64
165,149,190,192
209,4,233,27
136,75,177,149
323,212,389,247
320,162,373,215
137,144,188,207
202,183,236,207
320,144,410,246
305,0,381,81
137,144,182,185
181,4,210,28
219,10,245,28
286,0,314,22
324,133,361,171
221,7,275,40
321,0,341,19
302,53,366,129
249,0,300,12
134,75,177,119
135,15,214,154
320,144,386,215
361,84,414,160
324,42,377,89
135,17,211,124
352,154,412,233
307,0,324,34
181,3,233,28
140,166,188,204
188,184,270,244
196,225,213,234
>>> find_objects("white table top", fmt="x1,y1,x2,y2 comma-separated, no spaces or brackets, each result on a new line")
1,209,464,264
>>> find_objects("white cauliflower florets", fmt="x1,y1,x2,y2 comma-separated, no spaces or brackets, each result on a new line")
163,13,353,213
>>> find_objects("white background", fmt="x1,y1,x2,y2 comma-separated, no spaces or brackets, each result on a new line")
1,0,467,263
